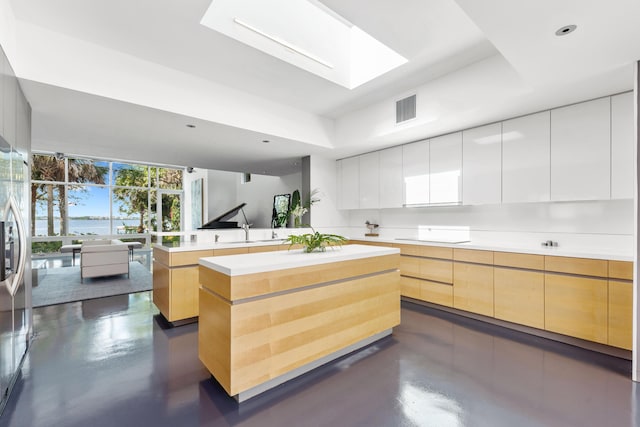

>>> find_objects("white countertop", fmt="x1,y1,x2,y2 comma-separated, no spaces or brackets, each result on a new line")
155,233,633,262
352,236,633,262
199,244,400,276
154,239,289,252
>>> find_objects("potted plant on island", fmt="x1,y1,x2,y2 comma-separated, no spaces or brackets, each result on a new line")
285,229,347,253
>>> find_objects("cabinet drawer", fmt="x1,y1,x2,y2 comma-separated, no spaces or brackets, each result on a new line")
494,267,544,329
421,280,453,307
609,260,633,280
394,243,452,259
544,256,607,277
454,248,493,264
400,256,421,277
420,258,453,283
493,252,544,270
171,250,215,267
544,273,607,344
400,276,422,299
213,247,249,256
249,245,280,253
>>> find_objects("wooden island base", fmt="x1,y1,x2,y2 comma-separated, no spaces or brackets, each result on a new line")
198,245,400,402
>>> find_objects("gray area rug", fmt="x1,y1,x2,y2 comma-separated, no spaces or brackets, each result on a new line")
32,262,152,307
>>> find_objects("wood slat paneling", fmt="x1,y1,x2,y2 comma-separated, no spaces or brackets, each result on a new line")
544,256,607,277
493,252,544,270
608,279,633,350
544,273,608,344
494,267,544,329
203,254,400,301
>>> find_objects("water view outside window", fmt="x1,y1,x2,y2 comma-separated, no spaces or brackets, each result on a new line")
31,153,184,251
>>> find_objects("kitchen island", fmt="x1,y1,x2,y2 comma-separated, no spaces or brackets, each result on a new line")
153,239,297,324
198,244,400,401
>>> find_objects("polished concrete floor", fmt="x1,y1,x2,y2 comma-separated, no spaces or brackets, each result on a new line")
0,292,637,427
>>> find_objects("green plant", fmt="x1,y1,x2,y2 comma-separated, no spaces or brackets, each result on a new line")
285,230,347,253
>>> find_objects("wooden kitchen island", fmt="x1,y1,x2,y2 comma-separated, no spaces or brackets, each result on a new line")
198,244,400,401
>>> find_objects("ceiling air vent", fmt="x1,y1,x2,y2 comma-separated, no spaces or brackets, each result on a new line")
396,94,416,123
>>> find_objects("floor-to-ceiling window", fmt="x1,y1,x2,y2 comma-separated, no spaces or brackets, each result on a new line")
30,153,184,259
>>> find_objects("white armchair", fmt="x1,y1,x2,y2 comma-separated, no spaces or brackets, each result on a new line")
80,239,130,282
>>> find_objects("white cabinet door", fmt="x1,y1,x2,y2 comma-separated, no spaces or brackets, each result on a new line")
430,132,462,204
402,140,429,206
359,152,379,209
379,146,403,208
550,97,610,201
338,157,360,209
462,123,502,205
611,92,634,199
502,111,550,203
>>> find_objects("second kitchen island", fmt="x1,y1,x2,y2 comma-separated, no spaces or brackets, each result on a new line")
198,244,400,402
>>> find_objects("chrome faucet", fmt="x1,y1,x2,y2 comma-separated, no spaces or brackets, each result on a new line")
241,223,252,241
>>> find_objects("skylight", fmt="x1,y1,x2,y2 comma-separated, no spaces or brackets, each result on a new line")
200,0,407,89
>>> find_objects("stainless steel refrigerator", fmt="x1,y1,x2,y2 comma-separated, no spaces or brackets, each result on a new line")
0,134,30,413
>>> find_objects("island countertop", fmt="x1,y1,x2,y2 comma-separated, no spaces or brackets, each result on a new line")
199,244,400,276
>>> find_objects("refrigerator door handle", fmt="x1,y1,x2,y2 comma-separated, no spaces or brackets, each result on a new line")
1,195,26,296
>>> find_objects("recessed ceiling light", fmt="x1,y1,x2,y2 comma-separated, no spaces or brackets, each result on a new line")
186,124,196,128
555,25,577,36
262,140,270,143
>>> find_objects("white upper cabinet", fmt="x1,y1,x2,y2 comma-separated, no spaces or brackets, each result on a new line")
430,132,462,204
379,146,403,208
611,92,634,199
502,111,551,203
550,97,611,201
402,139,429,206
359,151,379,209
463,123,502,205
337,157,360,209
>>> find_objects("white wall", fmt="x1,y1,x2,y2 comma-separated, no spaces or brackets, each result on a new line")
205,169,302,229
346,199,634,250
237,172,302,228
207,169,238,222
308,155,349,231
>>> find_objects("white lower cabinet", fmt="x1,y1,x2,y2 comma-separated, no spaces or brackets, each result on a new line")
502,111,550,203
462,123,502,205
550,97,611,201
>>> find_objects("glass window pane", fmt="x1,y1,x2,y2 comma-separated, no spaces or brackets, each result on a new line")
112,188,149,234
158,168,183,190
31,154,65,182
112,163,149,188
32,183,64,236
68,158,109,185
67,185,110,236
161,193,181,232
